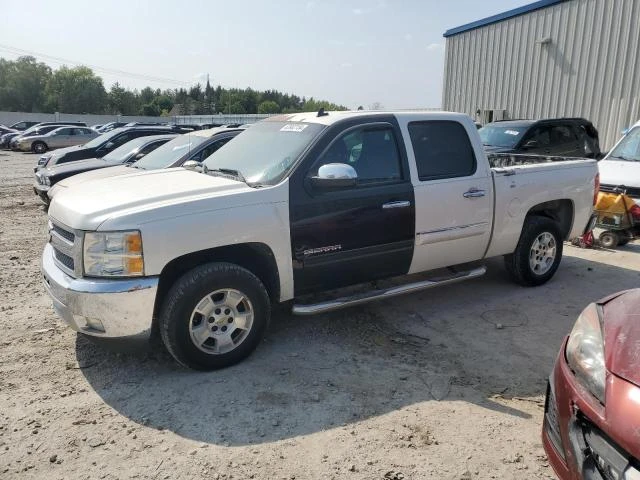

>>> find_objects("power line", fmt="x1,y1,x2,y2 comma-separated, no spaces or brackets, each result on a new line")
0,43,191,87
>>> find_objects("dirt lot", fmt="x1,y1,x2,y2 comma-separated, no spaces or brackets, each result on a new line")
1,150,639,480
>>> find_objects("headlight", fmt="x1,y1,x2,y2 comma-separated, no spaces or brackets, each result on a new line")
566,303,606,404
43,176,51,186
83,231,144,277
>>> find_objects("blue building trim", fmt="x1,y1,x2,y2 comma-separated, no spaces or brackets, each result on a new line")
443,0,568,37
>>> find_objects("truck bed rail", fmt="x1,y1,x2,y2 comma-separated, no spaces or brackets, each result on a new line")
488,153,592,168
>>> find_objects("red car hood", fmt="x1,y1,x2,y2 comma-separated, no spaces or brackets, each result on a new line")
603,289,640,388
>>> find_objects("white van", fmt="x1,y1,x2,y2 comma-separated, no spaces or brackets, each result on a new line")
599,121,640,203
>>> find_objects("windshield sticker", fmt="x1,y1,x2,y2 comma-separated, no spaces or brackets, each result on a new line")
504,130,520,136
280,124,308,133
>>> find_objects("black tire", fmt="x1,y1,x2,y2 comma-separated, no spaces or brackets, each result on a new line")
599,231,619,248
159,262,271,370
504,216,563,286
32,141,47,154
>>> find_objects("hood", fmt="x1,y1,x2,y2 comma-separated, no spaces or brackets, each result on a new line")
53,165,132,190
483,145,516,154
602,289,640,388
49,168,252,230
598,159,640,189
44,144,84,159
45,158,109,178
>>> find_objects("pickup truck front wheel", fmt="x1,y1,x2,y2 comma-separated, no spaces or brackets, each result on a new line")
159,262,271,370
504,216,563,286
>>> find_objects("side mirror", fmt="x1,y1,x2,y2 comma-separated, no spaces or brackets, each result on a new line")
523,140,539,149
134,153,146,160
182,160,202,172
103,141,115,151
311,163,357,189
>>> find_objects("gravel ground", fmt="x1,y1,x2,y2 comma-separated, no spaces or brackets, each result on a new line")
1,149,639,480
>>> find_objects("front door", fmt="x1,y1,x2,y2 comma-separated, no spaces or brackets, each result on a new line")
289,120,415,296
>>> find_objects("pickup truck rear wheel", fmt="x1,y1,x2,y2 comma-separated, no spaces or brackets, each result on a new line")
504,216,563,286
159,262,270,370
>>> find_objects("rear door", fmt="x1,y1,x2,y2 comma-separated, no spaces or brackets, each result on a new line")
289,118,415,295
403,119,493,273
51,127,75,148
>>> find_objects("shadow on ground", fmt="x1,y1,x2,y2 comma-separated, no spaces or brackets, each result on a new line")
78,248,640,446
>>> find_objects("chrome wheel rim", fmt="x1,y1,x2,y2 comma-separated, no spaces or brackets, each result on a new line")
529,232,556,275
35,144,44,153
189,289,254,355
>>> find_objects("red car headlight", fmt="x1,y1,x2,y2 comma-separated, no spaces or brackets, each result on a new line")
566,303,606,404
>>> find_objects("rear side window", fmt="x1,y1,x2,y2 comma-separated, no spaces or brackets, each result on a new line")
408,121,476,181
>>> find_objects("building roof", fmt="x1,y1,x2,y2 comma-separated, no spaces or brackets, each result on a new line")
443,0,567,37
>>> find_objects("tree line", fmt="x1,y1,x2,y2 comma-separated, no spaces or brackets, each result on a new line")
0,56,348,116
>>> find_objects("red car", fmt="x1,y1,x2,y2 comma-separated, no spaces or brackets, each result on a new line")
543,289,640,479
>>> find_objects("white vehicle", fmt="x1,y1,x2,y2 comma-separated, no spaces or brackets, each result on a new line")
42,111,599,370
598,120,640,203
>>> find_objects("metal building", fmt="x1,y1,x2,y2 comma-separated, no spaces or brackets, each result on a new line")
442,0,640,149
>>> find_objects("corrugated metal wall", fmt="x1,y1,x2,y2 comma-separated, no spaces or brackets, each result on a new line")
442,0,640,149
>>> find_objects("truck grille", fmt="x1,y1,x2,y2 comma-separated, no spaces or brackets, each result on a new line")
600,183,640,199
53,247,75,270
48,218,81,277
51,223,75,243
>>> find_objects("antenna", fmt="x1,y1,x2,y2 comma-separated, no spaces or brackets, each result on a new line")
317,108,329,117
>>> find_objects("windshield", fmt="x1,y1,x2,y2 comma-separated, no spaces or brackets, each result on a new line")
82,128,127,149
203,121,325,185
608,127,640,162
102,136,157,163
478,125,528,148
134,134,208,170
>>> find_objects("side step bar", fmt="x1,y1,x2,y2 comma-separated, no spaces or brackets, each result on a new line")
292,266,486,316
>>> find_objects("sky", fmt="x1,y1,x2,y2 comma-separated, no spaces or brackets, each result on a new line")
1,0,533,109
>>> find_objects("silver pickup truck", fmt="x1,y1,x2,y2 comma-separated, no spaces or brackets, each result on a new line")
42,111,598,370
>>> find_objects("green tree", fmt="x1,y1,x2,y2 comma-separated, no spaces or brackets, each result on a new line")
257,100,280,114
142,103,161,116
107,82,140,115
0,56,51,112
45,66,107,113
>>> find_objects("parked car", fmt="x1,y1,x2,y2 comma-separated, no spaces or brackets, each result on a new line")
124,122,167,127
34,134,177,204
479,118,601,158
97,122,127,133
47,127,244,201
15,126,98,153
8,121,40,131
8,123,86,150
0,124,16,135
35,126,191,171
598,119,640,202
90,124,104,131
543,289,640,480
41,111,599,370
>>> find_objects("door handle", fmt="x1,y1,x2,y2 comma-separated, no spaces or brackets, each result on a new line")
463,188,486,198
382,201,411,209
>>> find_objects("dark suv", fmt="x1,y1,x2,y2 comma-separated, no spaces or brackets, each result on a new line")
479,118,601,158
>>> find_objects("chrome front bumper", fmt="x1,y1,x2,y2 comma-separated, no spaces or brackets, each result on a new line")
41,243,159,339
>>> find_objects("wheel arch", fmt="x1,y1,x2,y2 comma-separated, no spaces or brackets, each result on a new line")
525,199,574,240
152,243,281,336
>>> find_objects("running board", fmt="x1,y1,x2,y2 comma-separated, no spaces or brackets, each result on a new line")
291,266,486,316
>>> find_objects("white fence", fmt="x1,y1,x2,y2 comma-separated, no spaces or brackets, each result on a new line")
0,111,170,128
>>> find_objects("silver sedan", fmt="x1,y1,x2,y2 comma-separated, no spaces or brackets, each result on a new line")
16,127,98,153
